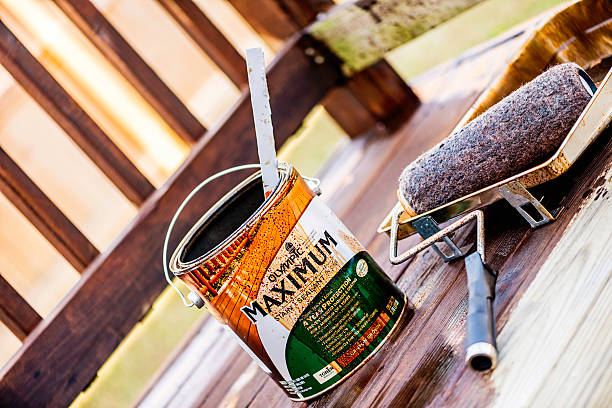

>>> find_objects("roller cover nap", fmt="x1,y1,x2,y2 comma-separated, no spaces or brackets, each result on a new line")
399,63,593,214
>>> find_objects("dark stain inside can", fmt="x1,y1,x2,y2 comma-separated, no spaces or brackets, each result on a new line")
182,178,265,263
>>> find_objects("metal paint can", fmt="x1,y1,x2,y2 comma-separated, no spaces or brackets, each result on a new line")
169,163,406,401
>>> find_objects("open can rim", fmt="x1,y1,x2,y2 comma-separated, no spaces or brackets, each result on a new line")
169,162,292,276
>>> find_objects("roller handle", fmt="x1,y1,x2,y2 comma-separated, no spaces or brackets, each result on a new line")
464,251,498,371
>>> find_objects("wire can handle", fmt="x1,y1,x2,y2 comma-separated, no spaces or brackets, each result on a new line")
163,164,261,308
163,163,322,308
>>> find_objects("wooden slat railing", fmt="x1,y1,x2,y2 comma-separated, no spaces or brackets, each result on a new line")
0,34,343,408
0,275,42,341
0,20,155,206
0,147,99,272
156,0,248,87
51,0,207,144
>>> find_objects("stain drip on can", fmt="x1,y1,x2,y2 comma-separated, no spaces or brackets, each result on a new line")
170,163,406,401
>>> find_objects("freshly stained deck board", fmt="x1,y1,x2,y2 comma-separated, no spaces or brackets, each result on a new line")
136,19,612,408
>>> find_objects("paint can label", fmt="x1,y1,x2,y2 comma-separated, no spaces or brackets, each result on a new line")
240,196,405,400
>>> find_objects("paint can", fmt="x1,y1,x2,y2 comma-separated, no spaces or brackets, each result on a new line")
169,163,406,401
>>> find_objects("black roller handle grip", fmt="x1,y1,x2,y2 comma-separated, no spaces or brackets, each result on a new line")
464,251,498,371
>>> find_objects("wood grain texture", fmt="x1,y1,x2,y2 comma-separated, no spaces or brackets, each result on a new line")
489,164,612,408
346,59,419,126
0,34,342,408
309,0,485,73
52,0,207,144
0,20,155,205
137,317,237,408
155,0,248,87
0,147,99,272
0,274,42,341
322,86,378,138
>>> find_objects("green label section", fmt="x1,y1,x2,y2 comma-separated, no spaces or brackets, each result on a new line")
284,251,404,398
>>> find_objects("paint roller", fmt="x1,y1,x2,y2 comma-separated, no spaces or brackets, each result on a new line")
399,63,595,215
396,62,596,371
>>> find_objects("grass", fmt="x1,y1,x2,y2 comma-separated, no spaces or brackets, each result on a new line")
278,106,348,177
387,0,567,80
70,284,203,408
71,0,568,406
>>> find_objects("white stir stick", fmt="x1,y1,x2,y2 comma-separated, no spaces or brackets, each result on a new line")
246,47,280,197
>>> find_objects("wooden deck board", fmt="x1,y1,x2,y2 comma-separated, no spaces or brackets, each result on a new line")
136,21,612,408
491,164,612,408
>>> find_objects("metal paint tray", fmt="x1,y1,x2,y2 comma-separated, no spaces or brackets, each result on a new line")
378,67,612,243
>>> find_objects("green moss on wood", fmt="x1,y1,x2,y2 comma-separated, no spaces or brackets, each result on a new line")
310,0,484,74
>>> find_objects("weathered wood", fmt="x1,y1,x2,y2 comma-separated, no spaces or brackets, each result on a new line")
427,134,612,408
0,33,342,408
0,147,99,272
195,354,264,407
0,21,154,205
155,0,248,87
231,0,420,138
309,0,485,74
52,0,206,145
0,275,42,341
